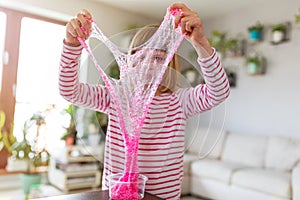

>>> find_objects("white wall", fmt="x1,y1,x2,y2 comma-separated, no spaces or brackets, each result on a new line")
0,0,156,35
203,0,300,137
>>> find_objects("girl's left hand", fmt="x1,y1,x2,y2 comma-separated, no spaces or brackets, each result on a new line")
170,3,213,56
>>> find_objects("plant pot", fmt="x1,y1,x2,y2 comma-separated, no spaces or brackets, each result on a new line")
247,62,260,75
65,136,75,146
272,31,285,43
249,30,262,41
20,173,42,195
108,173,148,200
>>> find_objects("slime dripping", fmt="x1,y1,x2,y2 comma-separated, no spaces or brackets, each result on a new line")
78,6,184,199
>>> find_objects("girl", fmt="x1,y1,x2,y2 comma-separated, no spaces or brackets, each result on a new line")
59,3,230,199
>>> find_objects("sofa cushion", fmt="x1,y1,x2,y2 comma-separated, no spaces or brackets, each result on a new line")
265,136,300,171
183,153,198,175
232,168,291,198
190,159,245,183
186,127,227,159
221,132,268,167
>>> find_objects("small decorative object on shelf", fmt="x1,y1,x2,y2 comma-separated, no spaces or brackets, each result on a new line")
271,23,290,44
246,54,266,75
248,21,264,42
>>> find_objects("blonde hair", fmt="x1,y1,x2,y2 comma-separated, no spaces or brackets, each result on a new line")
129,24,181,93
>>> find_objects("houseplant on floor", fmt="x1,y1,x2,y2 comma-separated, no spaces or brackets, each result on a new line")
2,111,50,197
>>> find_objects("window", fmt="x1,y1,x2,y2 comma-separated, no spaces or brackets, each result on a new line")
14,17,68,150
0,7,68,167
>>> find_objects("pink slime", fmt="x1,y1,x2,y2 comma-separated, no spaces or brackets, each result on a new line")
78,22,142,200
110,173,140,200
77,8,183,199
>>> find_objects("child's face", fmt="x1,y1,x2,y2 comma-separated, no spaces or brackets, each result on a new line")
127,49,167,85
129,49,166,69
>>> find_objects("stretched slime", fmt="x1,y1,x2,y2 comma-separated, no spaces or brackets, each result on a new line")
78,7,184,199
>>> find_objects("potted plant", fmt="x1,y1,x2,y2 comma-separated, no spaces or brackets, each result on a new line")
225,38,239,57
208,30,226,56
1,110,50,196
246,55,263,75
60,104,78,146
248,22,264,41
271,23,287,43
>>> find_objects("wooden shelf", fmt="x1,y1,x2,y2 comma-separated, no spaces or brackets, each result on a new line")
48,145,102,192
0,166,48,175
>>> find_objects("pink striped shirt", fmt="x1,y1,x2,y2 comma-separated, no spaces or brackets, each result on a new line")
59,44,230,199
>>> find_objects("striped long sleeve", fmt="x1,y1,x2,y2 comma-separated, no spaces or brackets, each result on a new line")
177,49,230,118
59,44,110,113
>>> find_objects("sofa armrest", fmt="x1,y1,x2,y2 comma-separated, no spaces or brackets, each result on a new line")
292,161,300,200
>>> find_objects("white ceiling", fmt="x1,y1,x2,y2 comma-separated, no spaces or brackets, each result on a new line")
94,0,268,20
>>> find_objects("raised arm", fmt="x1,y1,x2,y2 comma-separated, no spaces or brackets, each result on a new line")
59,10,111,113
170,3,230,118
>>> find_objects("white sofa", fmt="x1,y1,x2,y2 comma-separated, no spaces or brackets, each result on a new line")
182,129,300,200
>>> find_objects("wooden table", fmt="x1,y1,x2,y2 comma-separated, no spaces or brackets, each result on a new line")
35,190,163,200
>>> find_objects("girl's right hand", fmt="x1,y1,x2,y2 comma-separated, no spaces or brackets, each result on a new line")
64,9,93,47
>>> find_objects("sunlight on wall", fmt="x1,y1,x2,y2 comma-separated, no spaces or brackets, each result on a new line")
14,17,69,151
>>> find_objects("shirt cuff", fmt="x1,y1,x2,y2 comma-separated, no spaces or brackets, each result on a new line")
63,39,83,51
197,48,218,66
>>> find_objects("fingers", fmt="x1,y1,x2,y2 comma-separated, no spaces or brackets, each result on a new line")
81,9,92,20
173,13,181,28
170,2,191,28
77,11,92,33
170,3,190,12
66,10,92,39
170,3,201,34
65,9,93,46
180,12,201,35
173,10,201,35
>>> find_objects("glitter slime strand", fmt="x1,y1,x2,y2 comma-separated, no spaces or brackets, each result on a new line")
78,7,184,199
